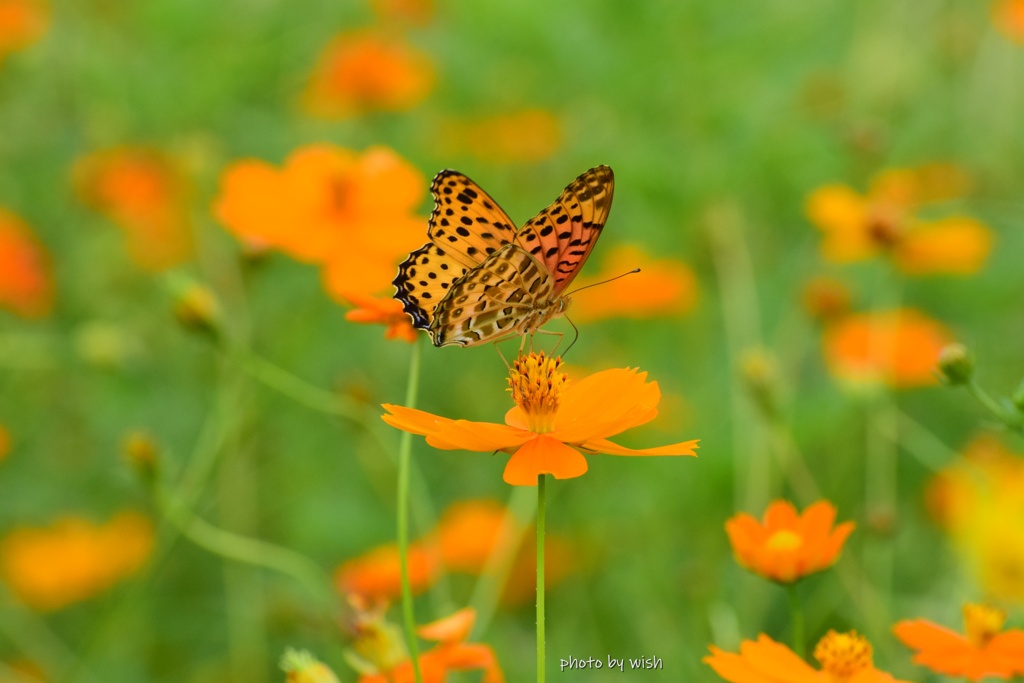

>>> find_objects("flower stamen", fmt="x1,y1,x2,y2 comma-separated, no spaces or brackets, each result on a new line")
507,352,568,434
963,603,1005,648
814,630,873,682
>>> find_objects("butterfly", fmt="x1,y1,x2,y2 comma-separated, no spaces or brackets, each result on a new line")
393,166,614,347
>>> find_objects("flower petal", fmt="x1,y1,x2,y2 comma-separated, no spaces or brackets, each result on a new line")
382,405,531,452
503,435,588,486
417,607,475,643
553,368,661,443
577,437,699,457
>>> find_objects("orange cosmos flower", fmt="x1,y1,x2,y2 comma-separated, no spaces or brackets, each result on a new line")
994,0,1024,43
895,603,1024,680
302,30,433,119
806,164,992,275
442,109,562,164
569,244,698,323
0,511,154,611
726,500,855,583
335,541,440,603
382,352,699,486
0,207,53,318
349,606,503,683
706,631,909,683
73,146,192,270
0,0,48,63
822,308,953,389
214,144,426,300
343,293,419,343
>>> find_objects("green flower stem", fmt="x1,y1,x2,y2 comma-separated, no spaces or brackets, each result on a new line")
537,473,547,683
786,584,805,659
397,338,424,683
967,379,1023,433
154,483,333,604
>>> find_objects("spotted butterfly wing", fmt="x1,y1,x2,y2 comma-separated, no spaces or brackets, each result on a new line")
393,170,517,328
394,166,614,347
515,164,614,294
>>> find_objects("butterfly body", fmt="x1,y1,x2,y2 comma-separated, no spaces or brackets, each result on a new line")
394,166,613,347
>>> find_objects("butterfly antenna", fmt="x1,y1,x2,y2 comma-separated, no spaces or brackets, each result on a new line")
564,267,641,298
562,315,580,357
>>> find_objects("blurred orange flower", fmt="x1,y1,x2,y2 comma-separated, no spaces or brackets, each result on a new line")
894,603,1024,680
822,308,953,389
0,207,53,318
0,0,48,63
707,631,907,683
806,164,992,275
726,500,855,584
350,606,503,683
214,144,426,301
383,352,699,486
303,30,433,119
334,499,576,606
569,244,698,323
926,436,1024,603
0,511,154,611
0,423,9,462
994,0,1024,44
344,294,419,343
335,541,440,603
433,499,576,606
73,147,192,271
444,109,562,164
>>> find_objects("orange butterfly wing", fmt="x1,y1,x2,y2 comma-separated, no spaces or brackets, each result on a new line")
393,170,518,329
516,165,614,294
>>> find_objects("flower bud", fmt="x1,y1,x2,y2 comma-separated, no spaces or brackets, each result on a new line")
172,283,222,339
122,430,159,483
937,343,974,386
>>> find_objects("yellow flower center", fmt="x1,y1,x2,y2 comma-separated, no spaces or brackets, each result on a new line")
507,352,568,434
766,529,803,552
963,603,1005,647
814,630,873,682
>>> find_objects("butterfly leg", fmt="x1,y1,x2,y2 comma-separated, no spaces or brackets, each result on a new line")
534,328,565,357
493,341,512,370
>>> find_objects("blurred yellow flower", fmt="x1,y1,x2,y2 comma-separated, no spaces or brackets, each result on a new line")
302,30,433,119
383,352,699,486
706,631,908,683
443,109,562,164
73,147,193,271
214,144,426,302
281,649,342,683
0,207,53,318
569,244,698,323
806,164,992,275
894,603,1024,680
822,308,953,389
0,0,47,63
994,0,1024,44
926,436,1024,602
0,512,154,611
726,500,855,584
